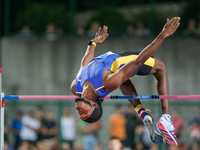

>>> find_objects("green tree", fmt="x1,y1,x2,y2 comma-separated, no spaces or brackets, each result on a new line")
14,2,69,34
130,8,167,35
180,0,200,30
86,6,129,35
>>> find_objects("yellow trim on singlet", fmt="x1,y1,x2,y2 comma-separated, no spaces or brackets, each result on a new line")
95,86,105,91
110,55,155,73
76,92,82,94
76,86,105,95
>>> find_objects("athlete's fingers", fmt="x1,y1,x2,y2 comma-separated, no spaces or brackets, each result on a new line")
166,17,173,26
101,26,105,34
103,25,107,35
102,25,106,35
174,22,180,30
174,17,181,27
172,17,180,27
106,26,108,34
104,26,108,35
101,26,107,36
167,17,176,26
95,32,98,37
105,33,109,39
166,18,170,24
96,27,101,36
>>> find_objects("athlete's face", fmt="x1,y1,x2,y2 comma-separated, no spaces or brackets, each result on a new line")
75,98,95,120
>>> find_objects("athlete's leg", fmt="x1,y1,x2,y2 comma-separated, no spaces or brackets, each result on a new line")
119,79,141,107
149,57,169,114
119,79,164,145
149,57,178,146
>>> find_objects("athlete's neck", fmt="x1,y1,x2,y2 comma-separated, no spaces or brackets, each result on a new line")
82,81,98,102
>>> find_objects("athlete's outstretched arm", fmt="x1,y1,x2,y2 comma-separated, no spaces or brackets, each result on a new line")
70,26,109,95
104,17,180,91
80,26,109,68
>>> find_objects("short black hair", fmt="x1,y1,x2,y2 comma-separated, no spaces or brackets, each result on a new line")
75,97,103,123
110,136,120,140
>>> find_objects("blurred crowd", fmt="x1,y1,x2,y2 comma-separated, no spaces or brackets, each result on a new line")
16,17,200,41
3,104,200,150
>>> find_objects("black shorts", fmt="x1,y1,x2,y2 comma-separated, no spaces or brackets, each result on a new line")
116,51,155,76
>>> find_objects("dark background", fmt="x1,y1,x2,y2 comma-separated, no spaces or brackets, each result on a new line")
0,0,200,36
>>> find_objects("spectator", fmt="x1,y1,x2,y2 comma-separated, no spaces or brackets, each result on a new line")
123,104,143,149
135,21,151,37
60,107,76,149
108,137,123,150
179,142,187,150
170,110,186,150
35,105,44,123
17,141,30,150
73,144,83,150
94,143,103,150
20,110,41,145
134,141,144,150
109,104,126,144
76,26,86,37
87,22,100,39
189,107,200,144
78,119,101,150
36,141,50,150
51,138,59,150
4,141,14,150
188,143,200,150
135,124,153,149
168,145,179,150
17,25,34,39
182,19,200,37
10,111,23,149
126,25,135,36
56,27,64,37
40,109,58,140
45,23,58,41
61,142,70,150
171,109,184,139
149,143,159,150
35,105,44,142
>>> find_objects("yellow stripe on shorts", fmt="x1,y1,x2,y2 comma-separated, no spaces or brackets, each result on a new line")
110,55,154,72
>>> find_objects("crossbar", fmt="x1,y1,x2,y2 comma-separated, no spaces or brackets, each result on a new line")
3,95,200,100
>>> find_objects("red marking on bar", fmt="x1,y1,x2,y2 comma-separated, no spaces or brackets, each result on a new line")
0,100,5,108
0,67,2,73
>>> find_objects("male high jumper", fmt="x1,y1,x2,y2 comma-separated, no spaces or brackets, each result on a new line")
71,17,180,146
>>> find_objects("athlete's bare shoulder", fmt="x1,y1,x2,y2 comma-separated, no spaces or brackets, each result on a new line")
70,79,76,95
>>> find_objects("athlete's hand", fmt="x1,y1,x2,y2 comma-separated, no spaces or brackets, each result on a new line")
93,26,109,44
161,17,180,38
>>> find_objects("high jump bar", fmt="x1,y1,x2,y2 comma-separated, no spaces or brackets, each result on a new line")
3,95,200,100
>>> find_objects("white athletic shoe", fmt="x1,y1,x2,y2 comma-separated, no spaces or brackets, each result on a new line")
157,115,178,146
144,115,164,145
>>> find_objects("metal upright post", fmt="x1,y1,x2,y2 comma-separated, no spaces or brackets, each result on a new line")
0,67,4,150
